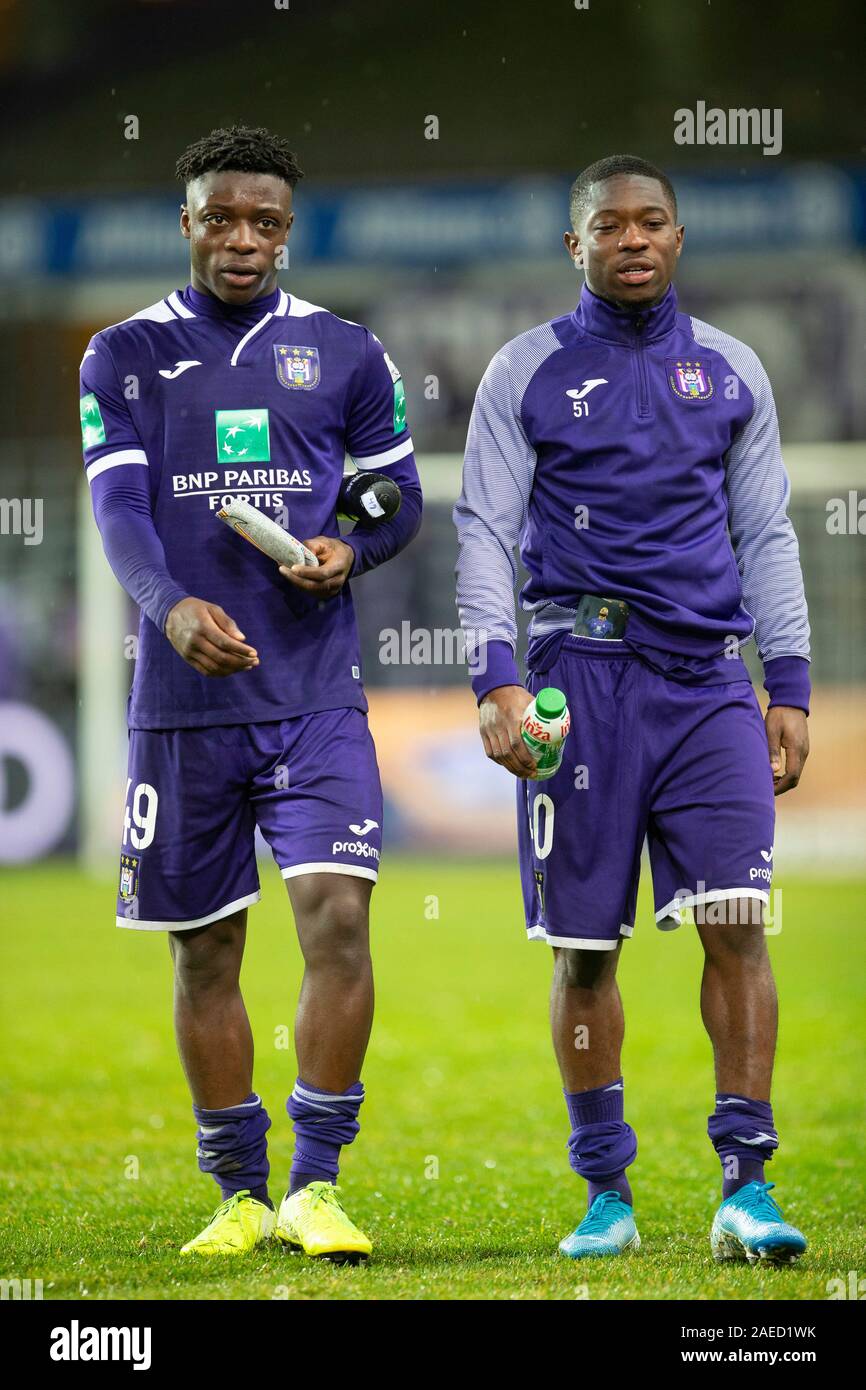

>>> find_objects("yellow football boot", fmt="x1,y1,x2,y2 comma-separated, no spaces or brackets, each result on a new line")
276,1182,372,1263
179,1189,275,1256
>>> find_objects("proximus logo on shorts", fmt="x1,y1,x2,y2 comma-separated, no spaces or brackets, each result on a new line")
332,840,380,860
749,864,773,882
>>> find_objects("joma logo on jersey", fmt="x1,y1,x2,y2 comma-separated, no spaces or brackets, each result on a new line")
565,378,607,418
274,344,320,390
214,409,271,463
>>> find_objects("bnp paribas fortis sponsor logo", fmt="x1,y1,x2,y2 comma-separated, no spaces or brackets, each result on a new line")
214,408,270,464
172,406,309,510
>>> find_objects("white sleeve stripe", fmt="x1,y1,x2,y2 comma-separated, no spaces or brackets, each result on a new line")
454,323,561,653
86,449,148,482
351,437,414,468
690,315,810,664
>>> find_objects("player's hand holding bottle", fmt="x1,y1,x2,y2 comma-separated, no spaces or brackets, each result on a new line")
479,685,538,779
165,597,259,677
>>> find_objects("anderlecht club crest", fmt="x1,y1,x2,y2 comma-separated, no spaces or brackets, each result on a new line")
119,853,140,901
275,344,321,390
667,358,713,400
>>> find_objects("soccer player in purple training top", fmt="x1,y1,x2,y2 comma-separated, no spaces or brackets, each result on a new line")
79,126,421,1261
454,155,810,1264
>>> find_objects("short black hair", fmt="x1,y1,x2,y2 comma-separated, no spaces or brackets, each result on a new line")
175,124,304,190
569,155,677,228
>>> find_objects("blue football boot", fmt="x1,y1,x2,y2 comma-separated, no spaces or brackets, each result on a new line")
558,1190,641,1259
711,1182,807,1265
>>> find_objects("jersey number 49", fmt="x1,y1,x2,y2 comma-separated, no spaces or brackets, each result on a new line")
123,780,159,850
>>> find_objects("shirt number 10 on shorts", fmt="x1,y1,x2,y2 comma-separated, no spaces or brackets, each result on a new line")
123,779,159,851
531,792,555,860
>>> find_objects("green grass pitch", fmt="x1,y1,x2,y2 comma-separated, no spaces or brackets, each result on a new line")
1,860,864,1301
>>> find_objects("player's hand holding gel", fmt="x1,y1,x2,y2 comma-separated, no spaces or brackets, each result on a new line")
217,498,319,568
520,687,571,780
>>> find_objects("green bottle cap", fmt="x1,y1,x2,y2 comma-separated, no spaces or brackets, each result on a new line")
534,687,567,720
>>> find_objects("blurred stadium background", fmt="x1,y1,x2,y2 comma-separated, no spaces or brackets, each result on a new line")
1,0,864,879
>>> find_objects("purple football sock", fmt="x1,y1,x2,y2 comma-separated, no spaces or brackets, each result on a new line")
565,1077,636,1209
708,1092,777,1197
588,1174,633,1206
286,1078,364,1195
289,1170,334,1194
192,1092,271,1205
722,1158,767,1198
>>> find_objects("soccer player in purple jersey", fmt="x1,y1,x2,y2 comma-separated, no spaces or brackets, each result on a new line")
80,126,422,1260
455,156,810,1264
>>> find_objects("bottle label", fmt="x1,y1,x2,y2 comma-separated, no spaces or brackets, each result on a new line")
521,696,570,780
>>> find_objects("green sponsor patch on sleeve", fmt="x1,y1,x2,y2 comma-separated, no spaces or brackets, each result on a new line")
80,393,106,450
393,379,407,434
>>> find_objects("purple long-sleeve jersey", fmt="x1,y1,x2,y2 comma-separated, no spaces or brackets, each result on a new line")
80,283,422,729
454,284,811,712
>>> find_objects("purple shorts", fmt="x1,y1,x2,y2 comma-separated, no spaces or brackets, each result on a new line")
117,708,383,931
517,637,775,949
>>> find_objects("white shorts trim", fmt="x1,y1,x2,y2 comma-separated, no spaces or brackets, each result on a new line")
527,924,623,950
655,887,770,925
116,889,261,932
280,862,378,883
657,913,682,932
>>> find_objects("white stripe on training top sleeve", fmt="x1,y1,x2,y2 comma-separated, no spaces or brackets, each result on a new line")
691,318,811,664
454,324,561,659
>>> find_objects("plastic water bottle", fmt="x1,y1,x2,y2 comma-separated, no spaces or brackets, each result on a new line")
521,686,571,780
